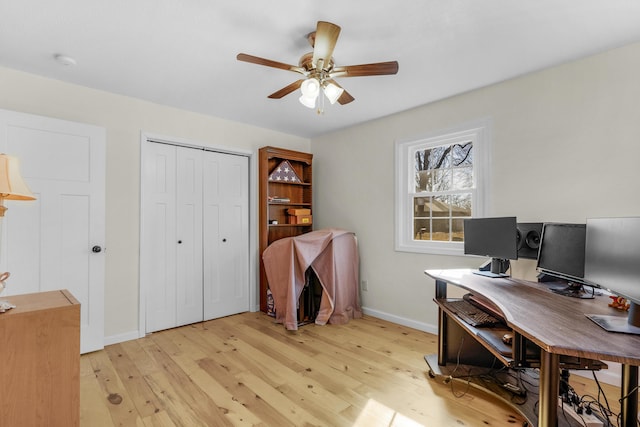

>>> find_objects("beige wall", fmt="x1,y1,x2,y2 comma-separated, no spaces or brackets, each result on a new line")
311,42,640,332
0,66,310,341
2,40,639,342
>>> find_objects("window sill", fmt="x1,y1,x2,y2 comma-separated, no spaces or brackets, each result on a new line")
395,240,464,256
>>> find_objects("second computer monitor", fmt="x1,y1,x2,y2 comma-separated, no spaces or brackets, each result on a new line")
464,217,518,276
536,222,592,297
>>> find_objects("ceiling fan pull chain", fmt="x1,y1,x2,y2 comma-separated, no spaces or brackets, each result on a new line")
317,91,325,115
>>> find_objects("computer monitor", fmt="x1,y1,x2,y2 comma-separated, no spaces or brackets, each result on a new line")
584,217,640,334
536,222,593,298
463,217,518,277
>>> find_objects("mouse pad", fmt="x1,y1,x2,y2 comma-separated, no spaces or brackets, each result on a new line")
475,328,513,356
476,328,540,359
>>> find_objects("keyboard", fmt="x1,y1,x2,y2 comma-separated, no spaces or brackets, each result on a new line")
439,299,502,327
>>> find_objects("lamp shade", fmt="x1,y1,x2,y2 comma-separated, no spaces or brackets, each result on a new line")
323,81,344,105
299,94,317,109
0,154,36,200
300,78,320,98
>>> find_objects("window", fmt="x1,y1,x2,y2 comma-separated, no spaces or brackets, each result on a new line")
395,119,491,255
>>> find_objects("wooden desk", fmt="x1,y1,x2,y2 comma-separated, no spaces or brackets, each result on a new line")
0,290,80,426
425,269,639,427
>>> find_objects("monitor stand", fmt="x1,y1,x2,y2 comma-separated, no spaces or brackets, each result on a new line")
587,302,640,335
550,282,596,299
474,258,510,278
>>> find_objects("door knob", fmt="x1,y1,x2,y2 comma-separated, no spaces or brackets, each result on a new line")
92,245,102,253
222,238,227,242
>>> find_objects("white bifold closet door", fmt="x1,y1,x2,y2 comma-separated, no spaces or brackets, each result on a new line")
203,151,250,319
142,142,248,334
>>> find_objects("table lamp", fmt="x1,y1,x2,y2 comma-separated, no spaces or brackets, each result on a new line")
0,154,36,312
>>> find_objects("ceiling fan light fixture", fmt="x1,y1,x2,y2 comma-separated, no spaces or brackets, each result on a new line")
299,94,317,109
323,82,344,105
300,78,320,98
236,20,398,109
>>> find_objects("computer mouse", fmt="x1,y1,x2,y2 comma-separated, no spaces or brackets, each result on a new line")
502,333,513,345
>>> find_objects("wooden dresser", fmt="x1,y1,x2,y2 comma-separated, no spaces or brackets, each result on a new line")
0,290,80,426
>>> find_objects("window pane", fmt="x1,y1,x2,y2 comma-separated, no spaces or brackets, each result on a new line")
413,218,430,241
452,219,465,241
415,170,437,192
431,219,450,241
432,195,450,217
413,197,430,217
431,169,451,191
452,142,473,166
452,167,473,190
451,193,472,217
427,146,451,170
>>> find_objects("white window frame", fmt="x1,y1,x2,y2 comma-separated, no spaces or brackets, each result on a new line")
395,119,491,255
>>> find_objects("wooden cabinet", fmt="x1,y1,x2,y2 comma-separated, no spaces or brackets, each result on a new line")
259,146,313,312
0,290,80,426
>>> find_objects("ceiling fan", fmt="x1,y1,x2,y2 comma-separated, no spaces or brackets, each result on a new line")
237,21,399,112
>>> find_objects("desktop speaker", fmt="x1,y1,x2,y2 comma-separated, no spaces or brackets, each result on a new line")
517,222,542,259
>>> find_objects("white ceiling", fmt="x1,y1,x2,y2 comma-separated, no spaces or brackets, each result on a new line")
2,1,640,139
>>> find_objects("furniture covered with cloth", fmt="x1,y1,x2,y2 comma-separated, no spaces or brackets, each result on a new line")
262,228,362,330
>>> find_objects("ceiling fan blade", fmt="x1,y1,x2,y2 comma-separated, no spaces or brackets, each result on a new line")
237,53,305,74
331,61,399,77
312,21,341,70
268,79,304,99
337,90,355,105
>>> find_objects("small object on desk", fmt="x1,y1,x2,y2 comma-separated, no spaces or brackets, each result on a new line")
608,295,630,311
502,333,513,345
0,300,16,313
0,271,15,313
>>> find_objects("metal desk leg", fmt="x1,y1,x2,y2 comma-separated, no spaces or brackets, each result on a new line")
437,306,448,366
435,278,447,299
435,278,448,366
539,350,559,427
621,364,638,427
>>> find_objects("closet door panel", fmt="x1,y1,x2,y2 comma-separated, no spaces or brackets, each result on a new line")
203,152,249,319
175,147,204,326
143,143,178,333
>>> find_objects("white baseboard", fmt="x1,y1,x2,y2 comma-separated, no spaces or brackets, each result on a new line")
103,330,141,347
362,306,438,335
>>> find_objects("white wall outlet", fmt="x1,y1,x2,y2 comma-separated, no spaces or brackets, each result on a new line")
361,280,368,291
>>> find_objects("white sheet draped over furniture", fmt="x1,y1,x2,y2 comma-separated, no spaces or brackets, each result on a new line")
262,228,362,330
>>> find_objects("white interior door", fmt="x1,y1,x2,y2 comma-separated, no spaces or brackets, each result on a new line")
0,109,105,354
203,151,249,319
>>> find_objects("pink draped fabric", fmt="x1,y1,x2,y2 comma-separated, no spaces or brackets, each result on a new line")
262,228,362,330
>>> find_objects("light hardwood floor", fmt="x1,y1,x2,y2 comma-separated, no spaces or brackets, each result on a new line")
80,312,622,426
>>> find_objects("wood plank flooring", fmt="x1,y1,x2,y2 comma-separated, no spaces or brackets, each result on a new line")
80,312,622,426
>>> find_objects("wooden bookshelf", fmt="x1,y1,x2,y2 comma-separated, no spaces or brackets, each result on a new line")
258,146,313,312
